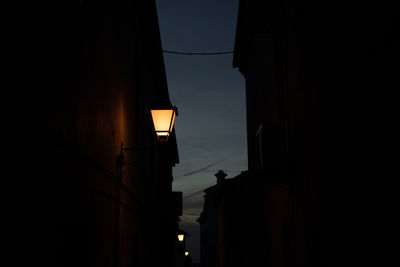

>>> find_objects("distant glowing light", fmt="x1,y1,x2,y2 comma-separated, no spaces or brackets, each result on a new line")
178,234,184,242
185,251,189,256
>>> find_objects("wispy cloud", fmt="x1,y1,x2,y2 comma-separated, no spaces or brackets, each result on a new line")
183,189,205,200
183,199,204,214
181,214,201,224
180,158,227,177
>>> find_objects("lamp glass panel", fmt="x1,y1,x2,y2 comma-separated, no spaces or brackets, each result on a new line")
151,109,175,132
178,234,184,242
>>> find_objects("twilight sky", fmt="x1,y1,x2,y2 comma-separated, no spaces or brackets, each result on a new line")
155,0,247,262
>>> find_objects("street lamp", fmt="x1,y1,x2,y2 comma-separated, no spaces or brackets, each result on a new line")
177,229,189,244
185,251,189,256
117,106,178,173
120,106,178,153
178,234,185,243
150,106,177,141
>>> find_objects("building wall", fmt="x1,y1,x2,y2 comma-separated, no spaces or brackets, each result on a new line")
198,186,219,267
231,1,319,266
232,0,397,266
210,174,291,267
7,1,178,267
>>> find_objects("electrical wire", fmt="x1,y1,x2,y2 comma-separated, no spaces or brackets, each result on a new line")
162,49,234,55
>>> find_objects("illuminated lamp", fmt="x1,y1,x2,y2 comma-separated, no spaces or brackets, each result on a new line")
150,106,177,141
178,234,185,242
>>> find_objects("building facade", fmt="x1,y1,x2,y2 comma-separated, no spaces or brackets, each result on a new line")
195,0,398,267
231,1,314,266
7,1,180,267
198,0,397,266
197,175,220,267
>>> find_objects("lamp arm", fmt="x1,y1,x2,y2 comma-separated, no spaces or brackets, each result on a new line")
120,142,158,153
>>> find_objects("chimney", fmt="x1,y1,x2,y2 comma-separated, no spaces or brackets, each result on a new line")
215,170,227,184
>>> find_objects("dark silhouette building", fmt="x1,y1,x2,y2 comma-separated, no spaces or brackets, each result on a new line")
6,1,181,267
197,173,220,267
198,169,291,267
197,1,397,267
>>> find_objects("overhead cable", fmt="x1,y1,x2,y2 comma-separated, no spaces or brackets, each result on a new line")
162,49,234,55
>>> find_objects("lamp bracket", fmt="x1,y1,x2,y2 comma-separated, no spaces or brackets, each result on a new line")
120,142,158,154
